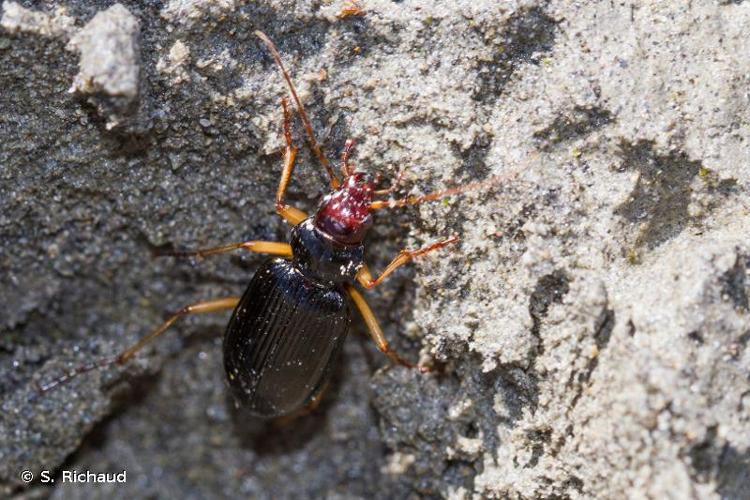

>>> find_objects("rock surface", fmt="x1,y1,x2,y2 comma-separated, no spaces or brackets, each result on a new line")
1,0,748,498
67,3,142,131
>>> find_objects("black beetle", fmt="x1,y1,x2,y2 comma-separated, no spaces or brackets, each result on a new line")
39,31,504,418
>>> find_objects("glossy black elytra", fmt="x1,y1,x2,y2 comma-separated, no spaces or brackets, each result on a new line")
39,31,502,418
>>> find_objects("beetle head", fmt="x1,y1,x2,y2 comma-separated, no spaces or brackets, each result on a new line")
313,172,376,245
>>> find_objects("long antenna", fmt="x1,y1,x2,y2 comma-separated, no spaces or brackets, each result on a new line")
370,152,537,210
370,175,511,210
255,31,340,189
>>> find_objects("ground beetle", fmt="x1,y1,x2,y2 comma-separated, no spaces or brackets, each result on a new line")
39,31,503,418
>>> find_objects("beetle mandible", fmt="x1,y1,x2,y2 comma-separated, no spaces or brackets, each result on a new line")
39,31,500,418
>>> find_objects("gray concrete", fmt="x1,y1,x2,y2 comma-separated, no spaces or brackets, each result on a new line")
1,0,748,498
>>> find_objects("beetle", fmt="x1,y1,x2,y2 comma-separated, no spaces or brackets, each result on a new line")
39,31,501,418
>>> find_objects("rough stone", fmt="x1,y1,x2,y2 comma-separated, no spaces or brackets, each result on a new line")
66,3,142,130
0,1,74,39
1,0,748,498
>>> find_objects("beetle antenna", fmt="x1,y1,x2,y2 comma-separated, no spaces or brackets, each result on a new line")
370,154,534,210
341,138,356,176
36,355,119,393
255,31,340,189
369,175,505,210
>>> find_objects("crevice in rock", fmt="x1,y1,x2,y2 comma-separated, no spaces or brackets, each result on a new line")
718,443,750,499
473,6,558,101
533,105,613,150
614,140,701,250
686,425,722,485
720,253,749,312
525,427,552,468
567,307,615,414
528,270,571,355
450,134,493,181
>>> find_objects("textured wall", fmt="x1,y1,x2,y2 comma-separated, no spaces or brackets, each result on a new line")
1,0,749,498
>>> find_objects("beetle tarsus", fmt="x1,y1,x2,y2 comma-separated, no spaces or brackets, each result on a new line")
36,355,119,394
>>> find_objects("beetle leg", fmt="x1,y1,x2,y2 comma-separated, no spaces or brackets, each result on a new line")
37,297,240,393
276,97,309,226
355,235,459,289
345,284,417,369
117,297,240,364
161,241,292,259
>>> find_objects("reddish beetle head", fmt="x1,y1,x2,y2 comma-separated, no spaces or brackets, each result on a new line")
314,172,376,245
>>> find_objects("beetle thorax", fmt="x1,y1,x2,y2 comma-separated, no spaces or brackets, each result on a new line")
313,173,375,245
290,218,364,284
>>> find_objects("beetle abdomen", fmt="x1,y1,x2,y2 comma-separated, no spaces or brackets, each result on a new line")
223,258,350,417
